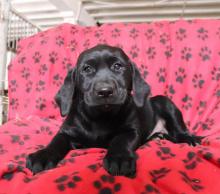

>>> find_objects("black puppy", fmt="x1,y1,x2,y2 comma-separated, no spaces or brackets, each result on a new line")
26,44,202,177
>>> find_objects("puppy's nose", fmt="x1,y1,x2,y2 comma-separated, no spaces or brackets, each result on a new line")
97,87,113,98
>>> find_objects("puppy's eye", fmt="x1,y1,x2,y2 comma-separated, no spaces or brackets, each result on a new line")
111,63,123,72
82,65,94,74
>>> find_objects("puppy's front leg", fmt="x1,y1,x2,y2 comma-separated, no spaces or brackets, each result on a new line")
103,130,140,177
26,133,71,174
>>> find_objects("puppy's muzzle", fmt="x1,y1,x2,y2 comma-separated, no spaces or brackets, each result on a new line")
94,82,115,99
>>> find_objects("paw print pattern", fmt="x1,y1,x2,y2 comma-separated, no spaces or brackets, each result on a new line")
201,118,214,131
21,67,30,80
10,98,19,110
179,171,204,192
39,64,48,75
199,47,211,61
40,37,49,45
213,85,220,98
68,40,78,52
164,84,175,99
9,80,18,92
93,175,121,194
36,80,45,92
83,39,90,50
59,157,75,166
87,163,102,173
197,27,208,40
181,47,192,61
129,45,140,59
53,74,63,87
216,27,220,39
54,172,82,191
32,52,42,63
145,29,156,40
18,56,26,64
36,97,46,111
175,67,187,83
83,27,92,34
197,148,213,161
146,47,156,59
160,33,170,45
111,28,121,38
0,144,7,155
140,64,149,79
129,28,139,39
35,126,53,135
13,153,27,166
26,81,33,93
182,94,192,110
176,28,187,41
55,36,64,46
94,29,103,38
141,184,161,194
149,168,171,183
211,67,220,81
164,45,173,58
70,26,79,35
62,58,72,71
192,74,205,89
156,68,167,83
156,147,176,160
49,52,58,64
10,134,29,145
196,101,207,115
182,152,202,170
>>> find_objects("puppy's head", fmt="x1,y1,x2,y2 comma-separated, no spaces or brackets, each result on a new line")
55,44,150,116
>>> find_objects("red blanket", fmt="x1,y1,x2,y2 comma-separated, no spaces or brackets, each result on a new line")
1,19,220,193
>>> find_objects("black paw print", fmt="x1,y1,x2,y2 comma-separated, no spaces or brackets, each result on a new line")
95,29,103,38
83,39,90,50
175,67,187,83
93,175,121,194
87,163,102,173
156,147,175,160
140,64,149,79
176,28,187,41
145,29,156,40
197,148,213,161
40,37,49,45
21,67,30,80
0,144,7,155
164,84,175,99
9,80,18,92
182,94,192,110
129,28,139,39
216,27,220,39
13,153,27,166
36,97,46,111
141,184,161,194
201,118,214,131
36,80,45,92
10,134,29,145
146,47,156,60
83,27,92,34
53,74,63,87
211,67,220,81
35,126,53,136
192,74,204,89
18,56,26,64
56,36,64,46
196,101,207,115
181,47,192,61
70,26,79,35
26,81,33,93
68,40,78,52
179,171,204,192
156,68,166,83
49,52,58,64
39,64,48,75
111,28,121,38
62,58,72,71
32,52,42,63
182,152,202,170
197,27,208,40
160,33,170,45
54,172,82,191
214,85,220,98
149,168,171,183
164,45,173,58
129,45,140,59
199,47,211,61
10,98,19,110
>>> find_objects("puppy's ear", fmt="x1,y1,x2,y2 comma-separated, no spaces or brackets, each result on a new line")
131,62,151,107
55,68,76,117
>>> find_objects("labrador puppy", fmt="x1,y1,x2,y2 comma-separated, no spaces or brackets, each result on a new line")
26,44,202,177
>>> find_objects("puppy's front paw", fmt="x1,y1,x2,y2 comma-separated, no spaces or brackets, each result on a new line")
26,149,58,174
103,152,137,177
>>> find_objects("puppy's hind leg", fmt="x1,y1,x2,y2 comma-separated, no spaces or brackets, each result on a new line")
150,95,203,146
